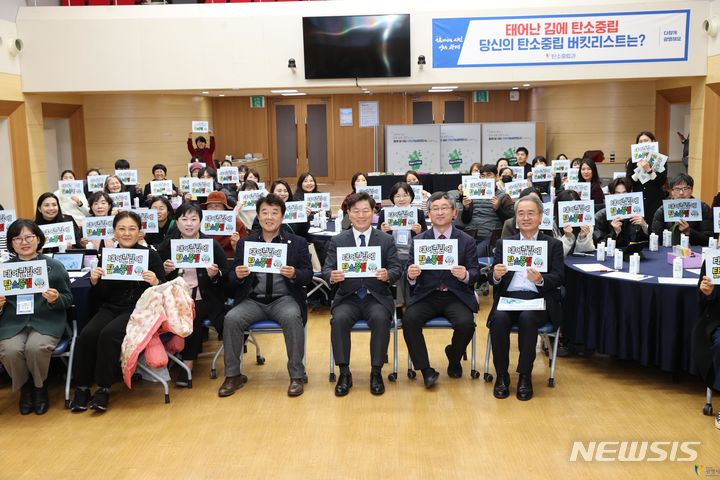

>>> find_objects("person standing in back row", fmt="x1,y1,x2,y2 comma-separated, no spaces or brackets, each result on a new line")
188,131,216,166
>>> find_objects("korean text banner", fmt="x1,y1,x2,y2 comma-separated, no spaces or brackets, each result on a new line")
432,11,689,68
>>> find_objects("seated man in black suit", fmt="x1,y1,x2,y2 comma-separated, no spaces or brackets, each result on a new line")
403,192,480,388
220,194,313,398
489,194,564,401
323,192,401,397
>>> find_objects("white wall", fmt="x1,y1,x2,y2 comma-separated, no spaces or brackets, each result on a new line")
0,118,15,209
707,0,720,56
14,0,709,93
43,117,72,191
0,19,22,75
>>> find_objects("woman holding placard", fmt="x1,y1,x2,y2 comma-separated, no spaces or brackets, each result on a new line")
341,172,382,216
142,163,178,204
530,156,551,194
576,158,605,211
157,203,228,386
625,131,668,224
53,170,89,227
403,170,431,213
70,211,165,413
236,180,261,231
552,189,595,256
203,191,247,259
0,219,73,415
103,175,134,214
80,191,117,250
378,182,427,305
593,178,648,247
35,192,83,253
143,196,177,248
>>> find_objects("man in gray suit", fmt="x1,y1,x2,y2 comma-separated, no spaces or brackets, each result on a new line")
323,192,401,397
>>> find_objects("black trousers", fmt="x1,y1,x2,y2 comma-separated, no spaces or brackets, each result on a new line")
181,299,208,361
402,291,476,371
331,294,391,368
73,304,132,388
489,290,547,375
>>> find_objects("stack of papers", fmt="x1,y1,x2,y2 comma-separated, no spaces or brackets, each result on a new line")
601,271,653,282
497,297,546,311
575,263,615,273
657,277,698,285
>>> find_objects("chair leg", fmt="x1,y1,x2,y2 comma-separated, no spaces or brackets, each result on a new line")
329,333,336,382
167,353,193,388
483,333,493,382
548,328,561,388
248,333,265,365
210,344,223,379
65,325,78,409
470,331,479,379
136,362,171,404
704,387,714,416
388,318,398,382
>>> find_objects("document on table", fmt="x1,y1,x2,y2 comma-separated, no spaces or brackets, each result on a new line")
497,297,546,311
601,271,653,282
575,263,615,273
657,277,698,285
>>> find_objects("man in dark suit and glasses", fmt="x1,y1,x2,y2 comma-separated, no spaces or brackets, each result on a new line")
323,192,401,396
489,195,564,401
403,192,480,388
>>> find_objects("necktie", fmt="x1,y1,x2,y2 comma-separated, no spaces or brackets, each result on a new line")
437,234,448,291
357,233,368,300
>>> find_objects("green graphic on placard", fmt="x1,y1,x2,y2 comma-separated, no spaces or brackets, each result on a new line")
448,149,463,169
408,150,423,170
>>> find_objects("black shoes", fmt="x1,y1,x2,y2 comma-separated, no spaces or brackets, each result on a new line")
517,374,533,401
334,372,353,397
445,345,462,378
71,387,92,412
370,371,385,395
19,381,33,415
33,385,49,415
90,387,109,412
422,368,439,388
493,372,510,399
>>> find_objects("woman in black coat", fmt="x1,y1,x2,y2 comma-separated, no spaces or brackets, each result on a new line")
625,131,668,223
157,202,229,387
695,264,720,426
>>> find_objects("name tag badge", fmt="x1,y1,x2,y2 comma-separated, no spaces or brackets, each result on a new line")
16,295,34,315
396,230,410,246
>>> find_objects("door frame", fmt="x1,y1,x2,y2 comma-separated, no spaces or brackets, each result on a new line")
407,92,471,124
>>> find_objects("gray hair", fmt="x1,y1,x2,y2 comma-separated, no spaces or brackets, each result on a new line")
514,194,544,214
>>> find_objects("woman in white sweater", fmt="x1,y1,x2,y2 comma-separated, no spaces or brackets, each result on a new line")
53,170,89,227
553,189,595,256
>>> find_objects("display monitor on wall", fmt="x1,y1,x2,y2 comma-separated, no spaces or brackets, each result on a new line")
302,14,411,79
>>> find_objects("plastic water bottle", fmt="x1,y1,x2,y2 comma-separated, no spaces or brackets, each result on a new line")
662,229,672,247
629,253,640,274
607,238,616,257
672,256,683,279
680,234,689,248
596,242,606,261
649,233,659,251
709,237,717,249
334,209,343,233
319,211,327,231
613,249,623,270
133,197,140,209
58,244,66,253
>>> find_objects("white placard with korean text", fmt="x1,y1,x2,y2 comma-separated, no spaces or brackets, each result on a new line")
0,260,49,295
413,239,458,271
337,246,382,278
171,239,215,269
502,240,548,272
244,241,288,274
101,248,149,281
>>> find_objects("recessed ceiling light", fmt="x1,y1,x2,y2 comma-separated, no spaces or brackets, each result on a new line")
271,89,299,93
522,84,531,87
429,89,453,93
431,86,458,90
219,94,225,97
511,87,519,90
281,92,307,96
201,91,209,94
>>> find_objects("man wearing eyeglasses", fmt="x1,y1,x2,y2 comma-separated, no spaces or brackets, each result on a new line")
650,173,713,246
323,192,401,397
403,192,480,388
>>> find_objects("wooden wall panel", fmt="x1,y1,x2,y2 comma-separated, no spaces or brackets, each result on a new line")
211,97,270,167
8,103,32,217
471,90,529,122
529,81,655,162
69,107,88,176
702,84,720,205
83,94,212,186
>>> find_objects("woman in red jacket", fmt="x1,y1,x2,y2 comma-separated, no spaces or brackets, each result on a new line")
187,130,216,165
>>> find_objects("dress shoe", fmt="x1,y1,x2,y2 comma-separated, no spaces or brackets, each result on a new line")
218,374,248,398
370,371,385,395
517,373,533,401
334,372,353,397
493,372,510,399
445,345,462,378
422,368,439,388
33,385,49,415
19,381,33,415
287,378,304,397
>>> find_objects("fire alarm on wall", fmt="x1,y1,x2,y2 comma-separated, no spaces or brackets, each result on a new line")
509,90,520,101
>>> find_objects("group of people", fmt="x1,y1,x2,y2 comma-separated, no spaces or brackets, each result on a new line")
0,130,717,429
